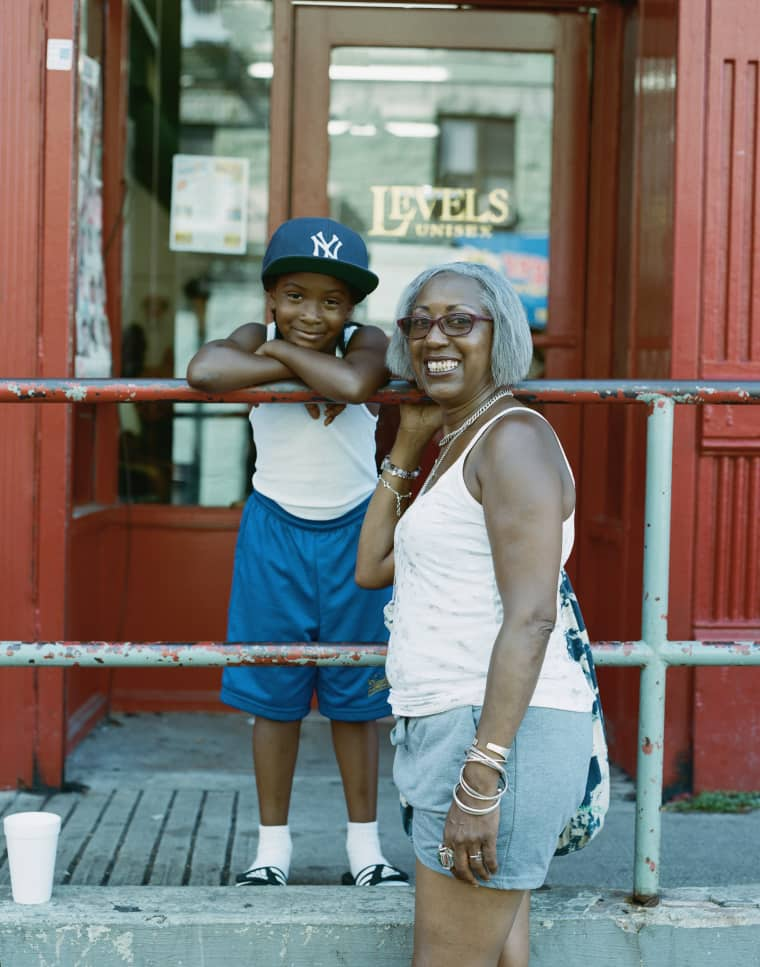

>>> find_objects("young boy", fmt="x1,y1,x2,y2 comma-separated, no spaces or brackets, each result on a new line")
187,217,408,887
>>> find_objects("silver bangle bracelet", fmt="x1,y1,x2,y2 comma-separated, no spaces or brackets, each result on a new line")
380,455,421,480
452,783,502,816
459,764,507,801
472,736,510,761
464,746,508,778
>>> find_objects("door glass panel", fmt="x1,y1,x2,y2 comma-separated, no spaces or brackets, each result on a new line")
327,48,552,376
120,0,272,506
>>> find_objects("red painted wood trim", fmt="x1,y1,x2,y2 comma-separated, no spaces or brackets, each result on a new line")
35,0,79,788
94,0,129,508
575,2,625,641
670,0,708,656
0,3,46,789
270,0,295,229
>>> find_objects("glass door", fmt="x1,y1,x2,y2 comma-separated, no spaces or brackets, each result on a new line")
282,6,590,466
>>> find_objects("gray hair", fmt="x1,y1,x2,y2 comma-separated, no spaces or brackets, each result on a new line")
386,261,533,387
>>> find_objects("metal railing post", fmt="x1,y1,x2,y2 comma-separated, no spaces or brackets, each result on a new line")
633,396,674,902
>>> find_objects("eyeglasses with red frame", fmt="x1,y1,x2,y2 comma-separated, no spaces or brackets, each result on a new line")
396,312,493,340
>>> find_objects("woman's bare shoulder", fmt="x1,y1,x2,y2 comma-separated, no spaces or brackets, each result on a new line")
478,405,574,508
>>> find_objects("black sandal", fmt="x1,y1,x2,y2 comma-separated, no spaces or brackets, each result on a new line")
341,863,410,886
235,865,287,886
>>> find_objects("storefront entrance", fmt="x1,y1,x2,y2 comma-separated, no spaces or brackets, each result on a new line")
93,1,599,718
21,1,752,799
55,1,639,784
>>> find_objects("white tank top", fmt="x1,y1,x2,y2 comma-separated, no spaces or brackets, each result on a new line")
250,323,378,520
387,407,594,716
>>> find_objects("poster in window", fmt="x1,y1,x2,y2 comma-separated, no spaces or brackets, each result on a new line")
169,155,249,255
75,55,112,377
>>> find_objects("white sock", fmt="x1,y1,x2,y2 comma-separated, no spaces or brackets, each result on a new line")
247,824,292,879
346,821,388,878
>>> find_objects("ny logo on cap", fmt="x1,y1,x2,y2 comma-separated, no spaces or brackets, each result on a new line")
310,231,343,260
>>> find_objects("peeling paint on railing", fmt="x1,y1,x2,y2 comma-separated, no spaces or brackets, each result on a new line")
1,378,760,404
1,639,757,668
0,641,388,667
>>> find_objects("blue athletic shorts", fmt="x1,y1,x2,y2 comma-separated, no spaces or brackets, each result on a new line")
221,490,392,722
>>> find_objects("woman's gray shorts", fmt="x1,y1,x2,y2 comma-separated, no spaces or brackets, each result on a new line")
391,705,592,891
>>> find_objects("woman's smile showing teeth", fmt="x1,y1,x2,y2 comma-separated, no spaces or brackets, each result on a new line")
426,358,459,375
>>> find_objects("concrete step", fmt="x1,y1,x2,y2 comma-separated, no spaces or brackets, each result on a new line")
4,713,760,964
1,885,759,966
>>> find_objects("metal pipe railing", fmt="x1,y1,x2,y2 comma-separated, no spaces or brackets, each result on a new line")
2,639,759,668
1,377,760,404
2,377,759,902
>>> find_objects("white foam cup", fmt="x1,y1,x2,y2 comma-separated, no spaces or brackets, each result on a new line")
3,811,61,904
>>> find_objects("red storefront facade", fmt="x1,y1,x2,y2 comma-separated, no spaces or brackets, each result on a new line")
0,0,758,794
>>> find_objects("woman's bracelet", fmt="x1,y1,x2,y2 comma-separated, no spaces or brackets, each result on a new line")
378,475,412,518
459,764,508,801
452,748,509,816
464,745,508,776
452,783,503,816
472,736,510,762
380,455,421,480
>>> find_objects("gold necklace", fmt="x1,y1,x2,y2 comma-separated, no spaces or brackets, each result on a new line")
421,388,513,494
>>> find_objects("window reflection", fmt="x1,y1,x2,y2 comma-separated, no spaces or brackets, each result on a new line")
119,0,272,506
327,47,552,389
118,33,554,504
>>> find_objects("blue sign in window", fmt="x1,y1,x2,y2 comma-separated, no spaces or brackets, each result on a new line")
454,233,549,331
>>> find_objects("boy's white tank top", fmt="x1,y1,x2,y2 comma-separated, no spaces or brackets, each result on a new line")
387,406,594,717
250,323,378,520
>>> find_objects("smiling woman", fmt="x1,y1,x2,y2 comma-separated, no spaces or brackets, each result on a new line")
356,262,605,967
387,262,532,390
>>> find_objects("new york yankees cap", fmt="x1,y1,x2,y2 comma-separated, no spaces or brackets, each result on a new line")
261,217,379,301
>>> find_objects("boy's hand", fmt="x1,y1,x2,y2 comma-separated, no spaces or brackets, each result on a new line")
304,402,346,425
323,403,346,426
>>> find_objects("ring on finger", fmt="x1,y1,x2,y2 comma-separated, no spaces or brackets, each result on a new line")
469,851,483,861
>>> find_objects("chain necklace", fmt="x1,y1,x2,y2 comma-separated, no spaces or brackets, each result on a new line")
421,388,514,494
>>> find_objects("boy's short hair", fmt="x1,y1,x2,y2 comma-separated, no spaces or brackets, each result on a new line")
262,217,379,303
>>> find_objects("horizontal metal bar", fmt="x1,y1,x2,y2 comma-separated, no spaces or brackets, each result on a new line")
660,640,760,664
0,642,389,668
593,640,760,666
591,641,654,665
2,378,760,404
1,639,758,668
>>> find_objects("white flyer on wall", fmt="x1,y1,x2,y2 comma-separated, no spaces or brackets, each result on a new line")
169,155,249,255
75,55,112,378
